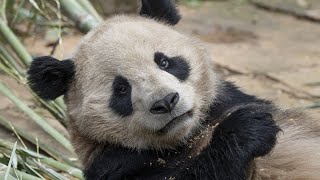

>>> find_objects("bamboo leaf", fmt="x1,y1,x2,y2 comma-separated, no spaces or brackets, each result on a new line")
1,163,42,180
4,142,17,180
0,115,76,166
27,0,50,20
0,139,83,179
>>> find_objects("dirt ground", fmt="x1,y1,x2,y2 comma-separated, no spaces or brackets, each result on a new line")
0,1,319,155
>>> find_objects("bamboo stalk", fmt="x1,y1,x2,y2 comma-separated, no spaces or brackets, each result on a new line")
0,82,74,153
59,0,99,33
0,115,75,166
0,55,25,86
32,96,67,127
0,48,67,126
0,55,67,126
0,17,32,66
77,0,103,22
0,0,8,23
0,46,24,75
0,56,22,82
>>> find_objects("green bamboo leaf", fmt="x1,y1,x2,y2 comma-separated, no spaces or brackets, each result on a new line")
0,115,76,166
0,139,84,179
4,142,17,180
0,173,17,180
1,163,42,180
23,163,46,180
27,0,50,20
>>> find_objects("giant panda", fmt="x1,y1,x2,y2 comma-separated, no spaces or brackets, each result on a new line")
27,0,320,179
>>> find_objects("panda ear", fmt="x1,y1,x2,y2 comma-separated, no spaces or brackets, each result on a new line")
27,56,75,100
139,0,181,25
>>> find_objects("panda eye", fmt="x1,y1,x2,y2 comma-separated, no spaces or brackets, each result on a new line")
110,76,133,117
154,52,190,81
159,58,169,69
118,85,128,94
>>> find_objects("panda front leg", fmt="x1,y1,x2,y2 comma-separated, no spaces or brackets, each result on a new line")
176,103,281,180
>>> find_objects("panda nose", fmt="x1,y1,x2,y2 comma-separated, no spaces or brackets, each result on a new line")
150,93,180,114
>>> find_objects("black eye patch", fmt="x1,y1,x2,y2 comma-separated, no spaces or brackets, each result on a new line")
154,52,190,81
109,76,133,117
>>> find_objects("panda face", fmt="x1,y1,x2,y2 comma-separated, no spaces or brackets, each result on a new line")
65,16,218,149
106,51,194,134
109,51,191,118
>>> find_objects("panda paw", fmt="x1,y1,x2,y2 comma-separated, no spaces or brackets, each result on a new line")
216,104,281,158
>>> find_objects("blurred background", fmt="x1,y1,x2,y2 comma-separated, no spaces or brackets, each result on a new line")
0,0,319,179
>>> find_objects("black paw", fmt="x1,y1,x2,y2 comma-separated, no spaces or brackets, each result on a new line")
216,104,281,157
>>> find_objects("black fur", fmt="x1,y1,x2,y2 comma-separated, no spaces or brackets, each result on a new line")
205,81,272,121
140,0,181,25
154,52,190,81
84,80,281,180
109,76,133,117
27,56,75,100
84,145,152,180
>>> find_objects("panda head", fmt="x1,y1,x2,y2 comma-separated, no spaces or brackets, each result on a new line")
27,0,219,150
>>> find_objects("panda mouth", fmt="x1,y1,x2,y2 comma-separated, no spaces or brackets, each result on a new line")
157,110,194,135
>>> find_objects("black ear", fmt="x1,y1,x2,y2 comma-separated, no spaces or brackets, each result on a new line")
140,0,181,25
27,56,75,100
